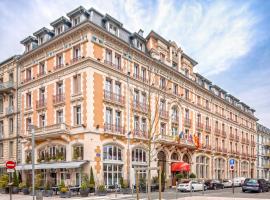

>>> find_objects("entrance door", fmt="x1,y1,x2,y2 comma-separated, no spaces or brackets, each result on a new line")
50,172,57,186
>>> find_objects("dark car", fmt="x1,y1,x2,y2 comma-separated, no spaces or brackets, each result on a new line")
205,180,224,190
242,179,269,193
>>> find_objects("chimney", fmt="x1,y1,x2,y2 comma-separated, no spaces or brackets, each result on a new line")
138,29,144,36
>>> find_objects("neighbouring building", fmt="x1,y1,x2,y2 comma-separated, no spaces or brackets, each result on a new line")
13,6,258,187
0,55,20,174
257,123,270,180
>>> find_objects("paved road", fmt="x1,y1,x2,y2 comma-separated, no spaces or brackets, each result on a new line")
1,187,270,200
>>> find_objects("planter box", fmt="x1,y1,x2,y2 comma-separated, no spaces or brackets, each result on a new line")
44,190,53,197
121,188,132,194
60,191,71,198
12,187,19,194
96,191,107,196
22,188,30,195
80,189,89,197
89,188,95,193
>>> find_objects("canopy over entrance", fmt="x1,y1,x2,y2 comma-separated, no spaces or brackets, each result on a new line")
15,161,87,170
171,162,190,172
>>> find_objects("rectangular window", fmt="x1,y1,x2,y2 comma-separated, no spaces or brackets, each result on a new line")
109,23,118,35
105,79,112,92
185,89,189,100
39,114,45,128
56,54,63,66
9,73,14,82
39,62,45,76
0,143,3,157
115,111,121,127
9,141,13,158
0,98,3,113
26,92,32,108
73,74,81,95
134,63,139,77
115,53,121,69
56,82,63,95
160,77,165,89
134,116,139,131
173,84,178,95
134,90,139,103
26,68,32,79
0,121,3,137
73,46,81,59
105,49,112,63
74,105,81,126
56,25,63,35
141,67,146,81
160,123,166,135
73,16,80,26
106,108,112,124
141,118,146,132
56,110,63,123
26,118,31,131
9,118,13,134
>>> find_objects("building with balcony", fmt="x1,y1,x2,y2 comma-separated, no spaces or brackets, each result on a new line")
8,6,259,187
257,123,270,179
0,55,20,173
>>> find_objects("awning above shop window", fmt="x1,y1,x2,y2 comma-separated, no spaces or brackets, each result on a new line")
15,161,88,171
171,162,190,172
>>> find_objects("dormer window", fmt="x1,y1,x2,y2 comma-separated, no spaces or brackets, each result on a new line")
56,26,63,35
26,44,31,52
109,23,118,36
73,16,81,26
39,36,44,45
136,40,143,50
185,68,189,76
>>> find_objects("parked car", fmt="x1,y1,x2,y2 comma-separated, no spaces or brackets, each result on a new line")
242,179,269,193
233,177,246,186
177,180,206,192
222,179,233,188
205,180,224,190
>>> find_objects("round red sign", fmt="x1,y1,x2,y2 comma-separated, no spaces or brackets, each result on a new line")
5,161,16,169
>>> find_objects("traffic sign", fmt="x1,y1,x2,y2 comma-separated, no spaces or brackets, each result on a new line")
7,169,15,173
230,165,234,171
5,161,16,169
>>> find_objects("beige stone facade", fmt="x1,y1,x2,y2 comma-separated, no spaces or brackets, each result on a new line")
0,55,20,171
1,6,258,187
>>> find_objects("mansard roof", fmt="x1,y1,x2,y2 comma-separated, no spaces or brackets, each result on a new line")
50,16,71,27
20,36,37,45
33,27,54,37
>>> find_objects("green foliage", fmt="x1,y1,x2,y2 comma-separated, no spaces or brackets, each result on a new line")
82,174,89,187
73,148,79,160
35,174,42,188
19,182,27,189
119,177,128,189
59,180,65,190
0,174,9,188
176,173,184,180
97,185,106,192
152,176,159,184
89,166,95,186
189,173,196,179
45,181,51,190
13,172,19,187
81,182,88,190
60,187,68,193
45,152,50,162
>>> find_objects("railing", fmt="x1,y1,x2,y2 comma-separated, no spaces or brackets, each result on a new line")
241,138,246,144
133,129,148,139
214,128,221,136
104,123,125,135
185,96,192,102
159,109,169,119
53,93,65,105
184,118,192,127
205,125,211,133
246,139,250,144
229,133,234,140
54,63,64,70
133,100,148,113
157,134,195,147
34,123,69,137
202,144,211,151
221,130,226,138
133,74,148,83
196,122,204,130
235,135,240,142
0,81,15,91
5,106,15,115
251,141,256,147
172,115,179,124
104,90,125,105
71,56,82,64
24,76,32,83
37,71,46,77
104,60,123,71
36,99,46,109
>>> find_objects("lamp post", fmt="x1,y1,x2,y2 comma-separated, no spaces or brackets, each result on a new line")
127,72,131,187
28,124,36,200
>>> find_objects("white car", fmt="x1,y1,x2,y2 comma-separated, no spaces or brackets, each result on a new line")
222,179,233,188
233,177,246,186
177,180,206,192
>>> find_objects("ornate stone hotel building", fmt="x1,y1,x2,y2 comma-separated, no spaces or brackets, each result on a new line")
0,6,261,187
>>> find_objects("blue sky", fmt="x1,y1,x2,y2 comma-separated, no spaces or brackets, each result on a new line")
0,0,269,126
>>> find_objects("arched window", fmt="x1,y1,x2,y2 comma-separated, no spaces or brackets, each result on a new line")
171,106,179,122
214,158,225,179
196,156,210,179
103,144,123,186
171,152,179,161
182,154,190,164
241,161,249,177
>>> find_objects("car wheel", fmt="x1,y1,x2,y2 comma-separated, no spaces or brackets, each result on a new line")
242,189,245,193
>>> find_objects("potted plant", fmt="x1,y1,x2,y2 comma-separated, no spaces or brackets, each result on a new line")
0,174,9,194
19,182,29,195
151,176,159,191
59,181,70,198
160,170,165,192
89,167,95,193
96,185,106,196
80,182,89,197
189,173,196,179
120,178,131,194
139,177,146,193
44,182,53,197
12,172,19,194
176,173,184,184
45,152,50,162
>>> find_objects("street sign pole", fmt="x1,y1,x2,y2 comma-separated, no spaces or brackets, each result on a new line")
5,160,16,200
229,159,235,195
9,172,12,200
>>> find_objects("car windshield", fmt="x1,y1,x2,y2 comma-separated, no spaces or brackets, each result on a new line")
247,179,258,184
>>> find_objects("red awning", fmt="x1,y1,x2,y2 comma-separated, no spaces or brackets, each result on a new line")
171,162,190,172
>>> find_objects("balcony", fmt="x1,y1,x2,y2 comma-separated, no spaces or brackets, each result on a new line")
104,60,123,72
104,123,125,136
251,141,256,147
71,56,82,64
5,106,15,115
222,148,227,154
156,134,195,148
221,130,226,138
23,76,33,84
246,139,250,145
133,74,149,83
214,128,221,136
132,129,148,140
53,93,65,106
0,81,15,93
196,122,204,131
205,125,211,133
235,135,240,142
104,90,125,106
241,138,246,144
37,71,46,78
54,63,64,71
159,109,169,119
133,101,148,114
36,99,46,110
184,118,192,127
31,123,70,141
263,164,270,169
184,96,192,102
172,115,179,124
201,144,211,152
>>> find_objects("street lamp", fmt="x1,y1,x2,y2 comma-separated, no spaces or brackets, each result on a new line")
127,72,131,187
28,124,36,200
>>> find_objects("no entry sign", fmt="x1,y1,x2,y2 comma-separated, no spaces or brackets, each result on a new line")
5,161,16,169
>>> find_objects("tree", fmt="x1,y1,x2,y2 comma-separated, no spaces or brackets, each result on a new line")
89,166,95,186
189,173,196,179
13,172,19,187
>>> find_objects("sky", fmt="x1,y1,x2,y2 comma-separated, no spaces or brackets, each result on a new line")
0,0,269,127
